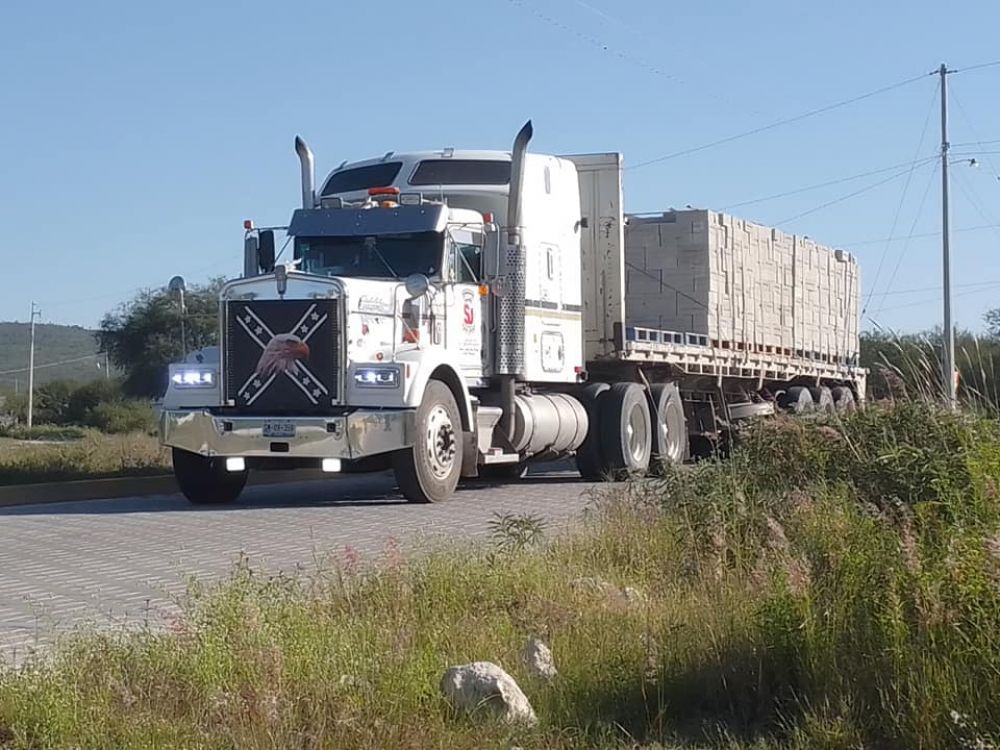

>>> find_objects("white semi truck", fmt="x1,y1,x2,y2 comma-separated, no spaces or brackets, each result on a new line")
160,123,866,504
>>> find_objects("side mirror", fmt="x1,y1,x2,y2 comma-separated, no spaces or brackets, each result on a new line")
243,234,259,277
482,226,501,278
258,230,276,273
404,273,431,299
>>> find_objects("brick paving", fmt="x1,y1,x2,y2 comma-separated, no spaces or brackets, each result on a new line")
0,465,598,659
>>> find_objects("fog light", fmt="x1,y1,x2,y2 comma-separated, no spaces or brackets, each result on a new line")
225,457,246,472
321,458,342,473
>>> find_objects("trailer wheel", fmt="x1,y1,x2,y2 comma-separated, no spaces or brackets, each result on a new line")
600,382,652,476
575,382,610,480
393,380,462,503
649,382,688,472
779,386,814,414
831,386,856,413
172,448,247,505
809,386,835,413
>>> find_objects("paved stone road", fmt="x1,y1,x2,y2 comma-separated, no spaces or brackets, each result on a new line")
0,465,598,659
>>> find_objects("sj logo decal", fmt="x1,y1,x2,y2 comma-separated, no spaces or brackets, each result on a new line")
461,290,476,331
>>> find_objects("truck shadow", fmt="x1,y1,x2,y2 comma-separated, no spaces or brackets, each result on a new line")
0,467,592,517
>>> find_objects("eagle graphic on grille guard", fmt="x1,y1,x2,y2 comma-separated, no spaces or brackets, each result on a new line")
225,299,339,413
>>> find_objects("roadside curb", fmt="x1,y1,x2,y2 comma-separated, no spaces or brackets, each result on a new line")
0,471,332,509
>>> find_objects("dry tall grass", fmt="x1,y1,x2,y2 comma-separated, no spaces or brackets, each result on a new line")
0,403,997,749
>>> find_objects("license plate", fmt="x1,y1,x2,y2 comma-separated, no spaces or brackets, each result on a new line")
262,421,296,438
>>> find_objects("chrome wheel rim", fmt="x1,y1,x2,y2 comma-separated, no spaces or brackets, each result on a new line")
626,403,648,464
425,404,457,480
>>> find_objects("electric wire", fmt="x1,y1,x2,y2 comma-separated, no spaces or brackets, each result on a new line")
774,163,933,226
873,282,1000,313
870,162,940,320
862,79,941,316
720,155,938,211
627,71,931,171
0,353,105,376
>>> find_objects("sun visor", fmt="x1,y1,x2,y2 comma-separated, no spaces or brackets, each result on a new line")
288,205,448,237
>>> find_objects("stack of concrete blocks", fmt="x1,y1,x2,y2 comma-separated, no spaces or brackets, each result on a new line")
623,209,860,364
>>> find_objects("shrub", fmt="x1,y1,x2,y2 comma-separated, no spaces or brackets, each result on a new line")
66,379,124,424
85,400,156,434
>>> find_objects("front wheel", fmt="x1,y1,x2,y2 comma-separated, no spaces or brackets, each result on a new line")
172,448,247,505
393,380,463,503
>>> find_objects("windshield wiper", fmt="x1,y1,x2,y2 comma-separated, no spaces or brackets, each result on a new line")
364,237,399,279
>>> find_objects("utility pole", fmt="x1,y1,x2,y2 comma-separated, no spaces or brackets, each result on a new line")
939,62,956,408
26,302,41,428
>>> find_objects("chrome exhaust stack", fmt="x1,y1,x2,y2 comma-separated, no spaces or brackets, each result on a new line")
505,120,533,245
496,121,533,439
294,136,316,209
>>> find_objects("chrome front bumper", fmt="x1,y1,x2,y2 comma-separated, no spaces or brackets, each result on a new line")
160,409,415,459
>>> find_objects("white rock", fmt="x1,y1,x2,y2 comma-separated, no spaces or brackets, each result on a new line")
440,661,537,725
521,638,558,680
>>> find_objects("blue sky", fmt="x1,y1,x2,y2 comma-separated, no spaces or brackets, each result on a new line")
2,0,999,334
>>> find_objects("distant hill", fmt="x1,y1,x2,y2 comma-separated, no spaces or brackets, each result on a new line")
0,322,112,389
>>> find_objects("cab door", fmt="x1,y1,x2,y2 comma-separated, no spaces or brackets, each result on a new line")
444,229,486,379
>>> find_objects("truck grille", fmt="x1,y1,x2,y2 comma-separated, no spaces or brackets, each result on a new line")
224,299,340,414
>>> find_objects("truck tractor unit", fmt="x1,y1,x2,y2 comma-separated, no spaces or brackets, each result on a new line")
160,122,865,504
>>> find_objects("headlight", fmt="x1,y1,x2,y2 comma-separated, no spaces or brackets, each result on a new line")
171,368,216,388
354,366,400,388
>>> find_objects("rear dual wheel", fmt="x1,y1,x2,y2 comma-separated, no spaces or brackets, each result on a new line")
577,381,684,480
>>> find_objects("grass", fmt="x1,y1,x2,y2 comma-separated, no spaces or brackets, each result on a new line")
0,403,998,748
0,425,90,442
0,429,169,485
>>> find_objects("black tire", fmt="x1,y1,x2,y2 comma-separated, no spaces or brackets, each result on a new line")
393,380,463,503
172,448,247,505
575,382,610,480
600,382,652,476
831,386,857,413
649,382,688,472
809,386,835,413
779,386,814,414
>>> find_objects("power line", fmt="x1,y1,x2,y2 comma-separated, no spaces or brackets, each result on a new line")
720,155,937,210
627,70,931,171
838,222,1000,247
870,162,940,319
0,353,103,377
950,85,1000,188
872,282,1000,314
953,168,1000,236
775,163,933,226
952,59,1000,75
879,278,1000,297
862,80,941,316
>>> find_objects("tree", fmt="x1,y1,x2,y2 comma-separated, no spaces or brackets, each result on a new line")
985,307,1000,339
97,279,224,398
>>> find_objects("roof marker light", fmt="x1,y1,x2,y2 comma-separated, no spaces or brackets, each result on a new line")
243,219,254,230
368,186,400,196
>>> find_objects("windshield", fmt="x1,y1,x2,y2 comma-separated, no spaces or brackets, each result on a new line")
295,232,443,279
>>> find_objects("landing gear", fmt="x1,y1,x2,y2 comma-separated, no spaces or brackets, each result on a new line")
393,380,463,503
172,448,247,505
